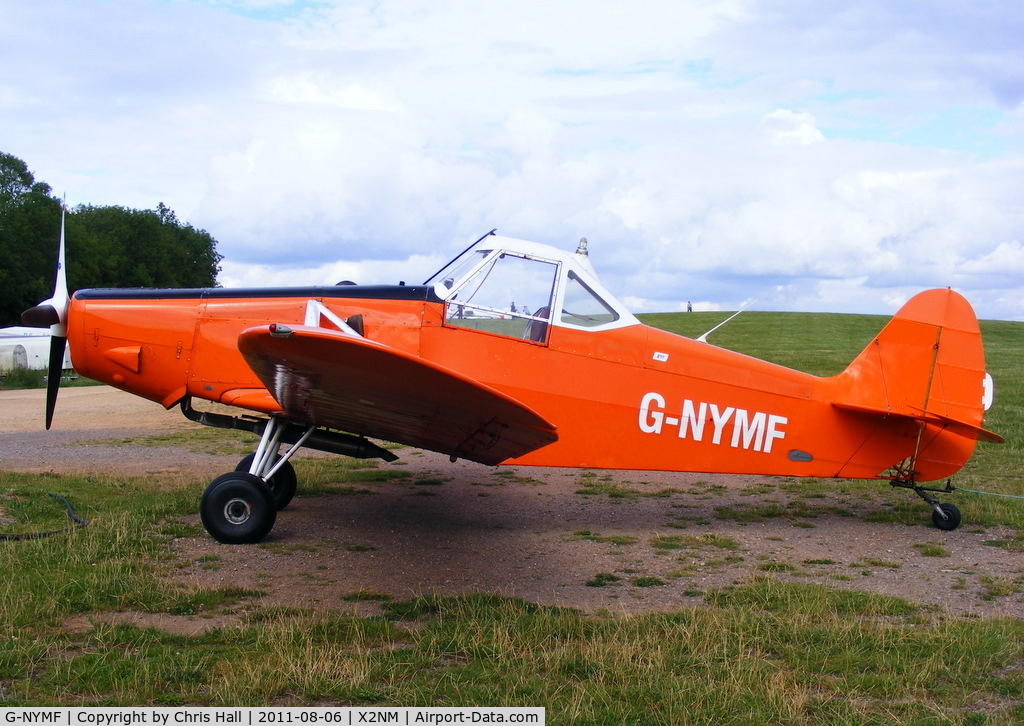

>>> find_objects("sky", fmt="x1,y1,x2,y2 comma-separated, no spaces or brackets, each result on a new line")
2,0,1023,320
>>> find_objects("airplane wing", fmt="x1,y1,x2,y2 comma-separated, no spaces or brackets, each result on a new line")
236,324,558,466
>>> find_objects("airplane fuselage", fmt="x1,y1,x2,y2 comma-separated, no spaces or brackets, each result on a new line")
67,283,976,482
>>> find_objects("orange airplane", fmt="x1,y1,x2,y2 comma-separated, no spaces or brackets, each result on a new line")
23,216,1002,543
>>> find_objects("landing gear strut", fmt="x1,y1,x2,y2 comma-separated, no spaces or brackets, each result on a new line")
890,477,962,531
200,416,313,544
233,414,311,511
182,396,397,544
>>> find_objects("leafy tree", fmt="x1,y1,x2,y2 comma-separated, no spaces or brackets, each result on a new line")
0,152,222,325
70,203,222,289
0,155,61,324
0,152,39,203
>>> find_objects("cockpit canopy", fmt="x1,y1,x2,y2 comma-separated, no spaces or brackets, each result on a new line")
424,234,638,343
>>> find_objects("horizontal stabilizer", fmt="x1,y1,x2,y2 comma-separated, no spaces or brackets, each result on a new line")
832,400,1004,444
237,324,558,465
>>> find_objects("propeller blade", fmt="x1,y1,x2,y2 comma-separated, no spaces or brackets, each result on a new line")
45,336,67,430
21,203,72,429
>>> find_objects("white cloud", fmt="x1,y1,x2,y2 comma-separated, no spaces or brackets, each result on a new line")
1,0,1022,321
263,77,401,112
761,109,826,146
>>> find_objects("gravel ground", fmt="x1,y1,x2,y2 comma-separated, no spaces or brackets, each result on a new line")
3,387,1022,630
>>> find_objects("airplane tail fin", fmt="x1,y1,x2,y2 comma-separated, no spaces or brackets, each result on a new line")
831,288,1001,480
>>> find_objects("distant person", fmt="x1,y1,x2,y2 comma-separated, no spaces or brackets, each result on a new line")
687,301,692,312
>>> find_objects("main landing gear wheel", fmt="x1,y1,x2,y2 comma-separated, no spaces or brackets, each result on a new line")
200,473,277,544
931,502,961,532
200,416,315,543
236,453,297,510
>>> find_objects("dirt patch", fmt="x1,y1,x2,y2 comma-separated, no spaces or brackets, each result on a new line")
62,611,245,637
3,387,1023,626
0,386,193,434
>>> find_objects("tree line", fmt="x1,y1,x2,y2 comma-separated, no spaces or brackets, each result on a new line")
0,151,222,326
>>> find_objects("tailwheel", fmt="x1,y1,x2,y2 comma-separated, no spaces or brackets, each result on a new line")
890,476,962,532
236,453,297,510
201,473,277,544
931,502,961,532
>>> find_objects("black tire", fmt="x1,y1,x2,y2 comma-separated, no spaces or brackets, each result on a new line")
200,473,277,544
931,502,961,531
236,453,298,510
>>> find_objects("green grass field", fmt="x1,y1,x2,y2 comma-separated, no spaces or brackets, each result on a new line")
1,310,1023,721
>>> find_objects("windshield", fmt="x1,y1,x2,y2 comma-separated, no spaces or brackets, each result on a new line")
424,231,497,287
426,248,492,292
